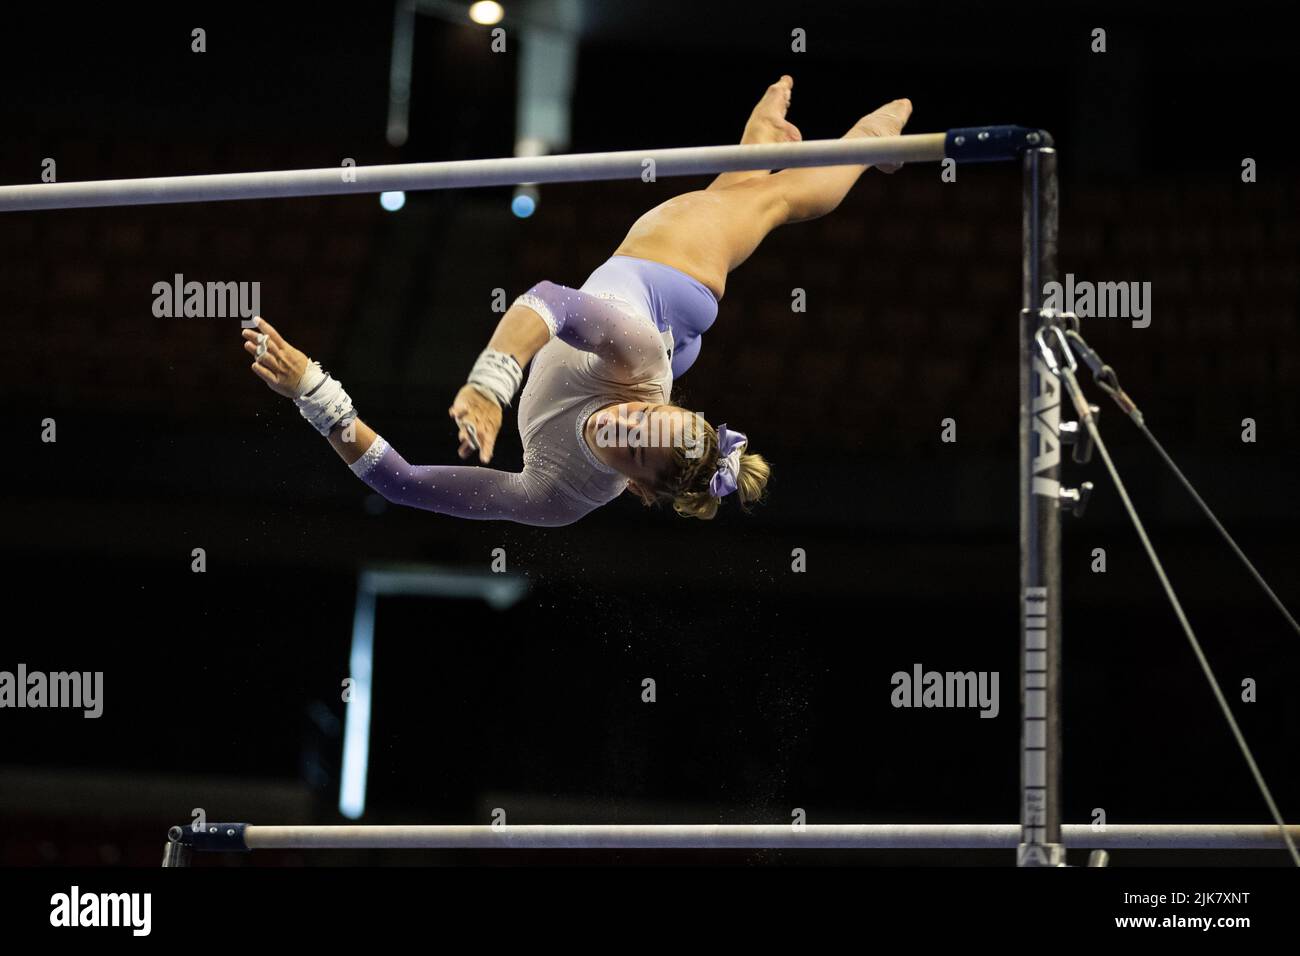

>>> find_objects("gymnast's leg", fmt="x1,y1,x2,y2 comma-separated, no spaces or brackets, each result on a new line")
614,94,913,300
705,74,803,191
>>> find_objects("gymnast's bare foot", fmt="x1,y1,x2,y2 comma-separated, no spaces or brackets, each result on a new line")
853,98,913,173
743,75,802,144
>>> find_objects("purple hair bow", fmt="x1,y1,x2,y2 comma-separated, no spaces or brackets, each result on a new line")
708,424,749,498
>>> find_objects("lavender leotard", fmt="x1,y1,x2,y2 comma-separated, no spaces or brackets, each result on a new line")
347,256,719,526
580,256,719,379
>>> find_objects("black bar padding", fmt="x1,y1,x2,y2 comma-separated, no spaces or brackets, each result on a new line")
171,823,251,851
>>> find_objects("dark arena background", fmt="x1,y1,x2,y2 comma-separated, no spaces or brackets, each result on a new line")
1,0,1297,938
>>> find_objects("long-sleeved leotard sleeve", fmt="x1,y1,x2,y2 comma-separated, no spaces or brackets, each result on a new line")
341,282,659,527
514,280,666,382
348,436,591,528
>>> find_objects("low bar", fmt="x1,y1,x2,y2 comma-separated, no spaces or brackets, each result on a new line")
167,823,1300,853
0,131,969,212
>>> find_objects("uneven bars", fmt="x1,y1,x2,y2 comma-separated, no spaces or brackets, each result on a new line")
169,823,1300,852
0,126,1049,212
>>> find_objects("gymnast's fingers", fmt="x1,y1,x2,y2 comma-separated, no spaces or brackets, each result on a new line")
250,315,286,345
242,325,280,367
250,362,279,389
477,421,496,464
457,428,479,459
244,342,276,371
453,416,476,458
253,344,283,371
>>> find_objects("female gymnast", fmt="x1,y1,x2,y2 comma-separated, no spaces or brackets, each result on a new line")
242,78,912,526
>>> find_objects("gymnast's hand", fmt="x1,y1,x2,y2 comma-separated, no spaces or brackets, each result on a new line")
448,384,501,464
241,316,309,397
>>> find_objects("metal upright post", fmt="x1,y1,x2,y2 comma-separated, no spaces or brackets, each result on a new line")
1018,145,1063,867
161,827,192,867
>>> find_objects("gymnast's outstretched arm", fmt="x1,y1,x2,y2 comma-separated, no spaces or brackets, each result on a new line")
240,316,592,526
240,308,657,525
333,419,589,526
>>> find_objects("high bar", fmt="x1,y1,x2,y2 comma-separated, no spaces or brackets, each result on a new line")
0,125,1049,213
171,822,1299,852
